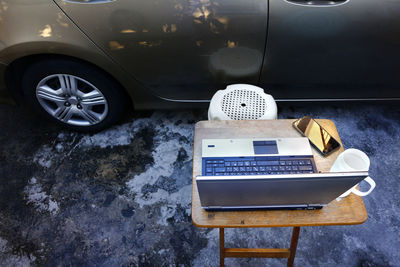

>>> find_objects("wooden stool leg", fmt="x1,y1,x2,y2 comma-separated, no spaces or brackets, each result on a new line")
220,228,225,267
287,227,300,267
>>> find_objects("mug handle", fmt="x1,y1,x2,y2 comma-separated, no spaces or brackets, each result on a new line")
352,177,376,196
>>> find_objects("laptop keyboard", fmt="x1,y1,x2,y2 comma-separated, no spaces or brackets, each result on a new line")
202,156,317,176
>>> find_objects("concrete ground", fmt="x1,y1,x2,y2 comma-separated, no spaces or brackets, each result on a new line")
0,102,399,266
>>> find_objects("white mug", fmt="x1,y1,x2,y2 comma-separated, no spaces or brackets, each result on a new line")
330,149,376,197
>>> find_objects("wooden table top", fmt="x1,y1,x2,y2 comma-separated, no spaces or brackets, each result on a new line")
191,119,367,228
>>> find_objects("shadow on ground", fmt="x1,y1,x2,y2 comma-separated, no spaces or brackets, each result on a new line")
0,102,399,266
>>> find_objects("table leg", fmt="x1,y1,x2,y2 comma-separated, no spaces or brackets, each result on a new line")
220,228,225,267
287,227,300,267
218,226,299,267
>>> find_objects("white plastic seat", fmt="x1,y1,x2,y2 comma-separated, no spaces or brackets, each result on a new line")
208,84,277,121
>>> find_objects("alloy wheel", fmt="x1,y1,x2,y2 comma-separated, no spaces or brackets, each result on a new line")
35,74,108,126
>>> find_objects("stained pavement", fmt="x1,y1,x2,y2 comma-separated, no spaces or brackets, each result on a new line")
0,102,399,266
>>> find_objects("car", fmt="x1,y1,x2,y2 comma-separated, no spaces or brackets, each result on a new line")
1,0,399,131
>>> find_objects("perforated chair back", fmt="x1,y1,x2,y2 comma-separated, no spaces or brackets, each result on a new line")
208,84,277,121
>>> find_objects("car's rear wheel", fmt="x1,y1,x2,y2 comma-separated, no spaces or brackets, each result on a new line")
22,59,127,132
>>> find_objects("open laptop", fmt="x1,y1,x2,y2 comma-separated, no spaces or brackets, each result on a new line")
196,137,368,210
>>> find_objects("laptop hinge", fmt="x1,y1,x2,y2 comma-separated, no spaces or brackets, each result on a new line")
307,204,323,210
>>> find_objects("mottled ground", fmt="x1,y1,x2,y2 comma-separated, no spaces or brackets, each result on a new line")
0,102,399,266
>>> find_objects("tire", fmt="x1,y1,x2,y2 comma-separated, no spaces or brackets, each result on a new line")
22,59,128,132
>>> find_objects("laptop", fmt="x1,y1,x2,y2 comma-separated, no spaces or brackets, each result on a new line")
197,137,368,210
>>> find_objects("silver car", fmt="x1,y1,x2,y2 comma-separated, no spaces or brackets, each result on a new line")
0,0,399,131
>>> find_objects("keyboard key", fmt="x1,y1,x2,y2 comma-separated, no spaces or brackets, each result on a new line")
244,161,250,166
260,166,266,171
292,166,298,171
285,166,292,171
225,162,231,167
218,160,224,164
292,161,299,165
266,166,272,171
206,168,212,173
253,167,259,172
272,166,279,171
299,166,313,171
286,161,292,165
279,166,285,171
306,160,312,165
240,167,246,172
251,161,257,166
233,167,239,172
212,163,218,167
212,160,218,164
215,173,223,176
215,167,226,172
227,167,233,172
232,162,238,167
259,161,277,166
280,161,286,166
246,167,252,171
299,160,305,165
238,162,244,166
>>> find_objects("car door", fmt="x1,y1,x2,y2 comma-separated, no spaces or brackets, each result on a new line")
260,0,400,100
54,0,268,101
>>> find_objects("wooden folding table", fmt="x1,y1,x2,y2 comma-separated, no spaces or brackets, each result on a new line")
191,119,367,267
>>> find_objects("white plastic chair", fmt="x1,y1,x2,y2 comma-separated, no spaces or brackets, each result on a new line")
208,84,277,121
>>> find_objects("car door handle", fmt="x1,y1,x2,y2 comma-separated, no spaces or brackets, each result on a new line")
285,0,349,6
63,0,115,3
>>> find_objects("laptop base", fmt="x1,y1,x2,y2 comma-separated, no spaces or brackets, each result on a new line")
204,204,324,211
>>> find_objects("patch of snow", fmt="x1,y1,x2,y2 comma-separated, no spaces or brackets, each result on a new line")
126,140,182,199
192,229,219,266
0,237,8,253
77,111,195,150
157,249,168,255
55,143,64,152
124,112,195,226
79,119,149,148
343,234,367,250
24,177,60,215
155,183,192,225
33,146,53,168
158,205,176,226
0,237,35,267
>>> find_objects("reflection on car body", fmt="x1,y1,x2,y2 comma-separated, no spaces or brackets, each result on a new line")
0,0,399,131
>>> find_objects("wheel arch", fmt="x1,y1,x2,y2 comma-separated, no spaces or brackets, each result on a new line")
5,53,135,109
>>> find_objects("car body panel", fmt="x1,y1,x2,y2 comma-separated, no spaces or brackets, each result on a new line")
0,0,172,109
0,61,7,91
53,0,269,101
261,0,400,99
0,0,400,109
